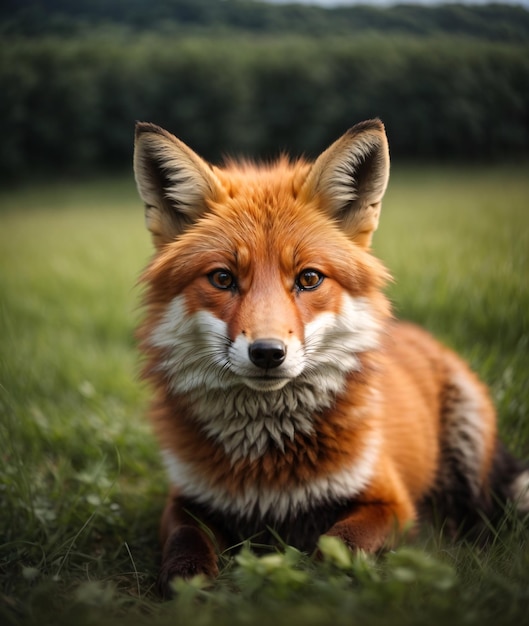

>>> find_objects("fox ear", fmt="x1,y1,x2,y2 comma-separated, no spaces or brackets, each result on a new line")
302,119,390,248
134,122,221,247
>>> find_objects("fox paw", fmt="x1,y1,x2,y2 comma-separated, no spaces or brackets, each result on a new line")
158,526,219,598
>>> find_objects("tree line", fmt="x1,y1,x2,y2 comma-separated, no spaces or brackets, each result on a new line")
2,0,529,41
1,1,529,180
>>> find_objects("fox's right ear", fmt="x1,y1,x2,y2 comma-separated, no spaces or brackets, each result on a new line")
133,122,222,248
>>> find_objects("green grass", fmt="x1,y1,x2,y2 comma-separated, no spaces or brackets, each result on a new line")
1,165,528,626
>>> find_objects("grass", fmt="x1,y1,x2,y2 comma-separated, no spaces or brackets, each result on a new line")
1,164,528,626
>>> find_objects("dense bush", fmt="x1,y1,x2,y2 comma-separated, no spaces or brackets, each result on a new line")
1,33,528,179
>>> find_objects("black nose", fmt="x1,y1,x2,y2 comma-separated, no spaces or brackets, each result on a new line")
248,339,287,369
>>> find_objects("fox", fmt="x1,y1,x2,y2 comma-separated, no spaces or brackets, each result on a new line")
133,119,529,595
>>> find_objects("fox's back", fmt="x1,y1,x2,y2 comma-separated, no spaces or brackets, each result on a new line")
372,321,497,503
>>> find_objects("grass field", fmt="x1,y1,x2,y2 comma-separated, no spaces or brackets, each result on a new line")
1,164,528,626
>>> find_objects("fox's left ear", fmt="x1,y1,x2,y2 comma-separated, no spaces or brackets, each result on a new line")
302,119,390,248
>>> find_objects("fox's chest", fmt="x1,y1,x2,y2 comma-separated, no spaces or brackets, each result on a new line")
161,427,380,525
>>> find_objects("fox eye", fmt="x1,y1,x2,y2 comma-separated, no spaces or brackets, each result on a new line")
296,269,324,291
208,269,236,290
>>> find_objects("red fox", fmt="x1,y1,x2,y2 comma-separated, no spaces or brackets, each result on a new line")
133,119,528,595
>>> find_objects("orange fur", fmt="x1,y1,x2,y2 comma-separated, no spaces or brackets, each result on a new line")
133,119,527,596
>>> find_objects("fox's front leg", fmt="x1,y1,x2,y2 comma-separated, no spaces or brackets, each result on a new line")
325,467,416,553
158,488,223,597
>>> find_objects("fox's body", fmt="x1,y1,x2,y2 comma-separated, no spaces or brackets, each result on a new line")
134,120,528,594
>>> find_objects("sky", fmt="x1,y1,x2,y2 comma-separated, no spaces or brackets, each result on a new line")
265,0,528,6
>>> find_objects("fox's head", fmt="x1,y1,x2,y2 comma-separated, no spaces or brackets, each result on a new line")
134,120,391,408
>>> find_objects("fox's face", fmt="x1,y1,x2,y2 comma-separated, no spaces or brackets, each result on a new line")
135,121,390,404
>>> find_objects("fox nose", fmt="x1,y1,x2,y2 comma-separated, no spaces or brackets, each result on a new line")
248,339,287,369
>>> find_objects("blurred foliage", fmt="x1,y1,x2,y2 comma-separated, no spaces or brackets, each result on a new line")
1,1,529,180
